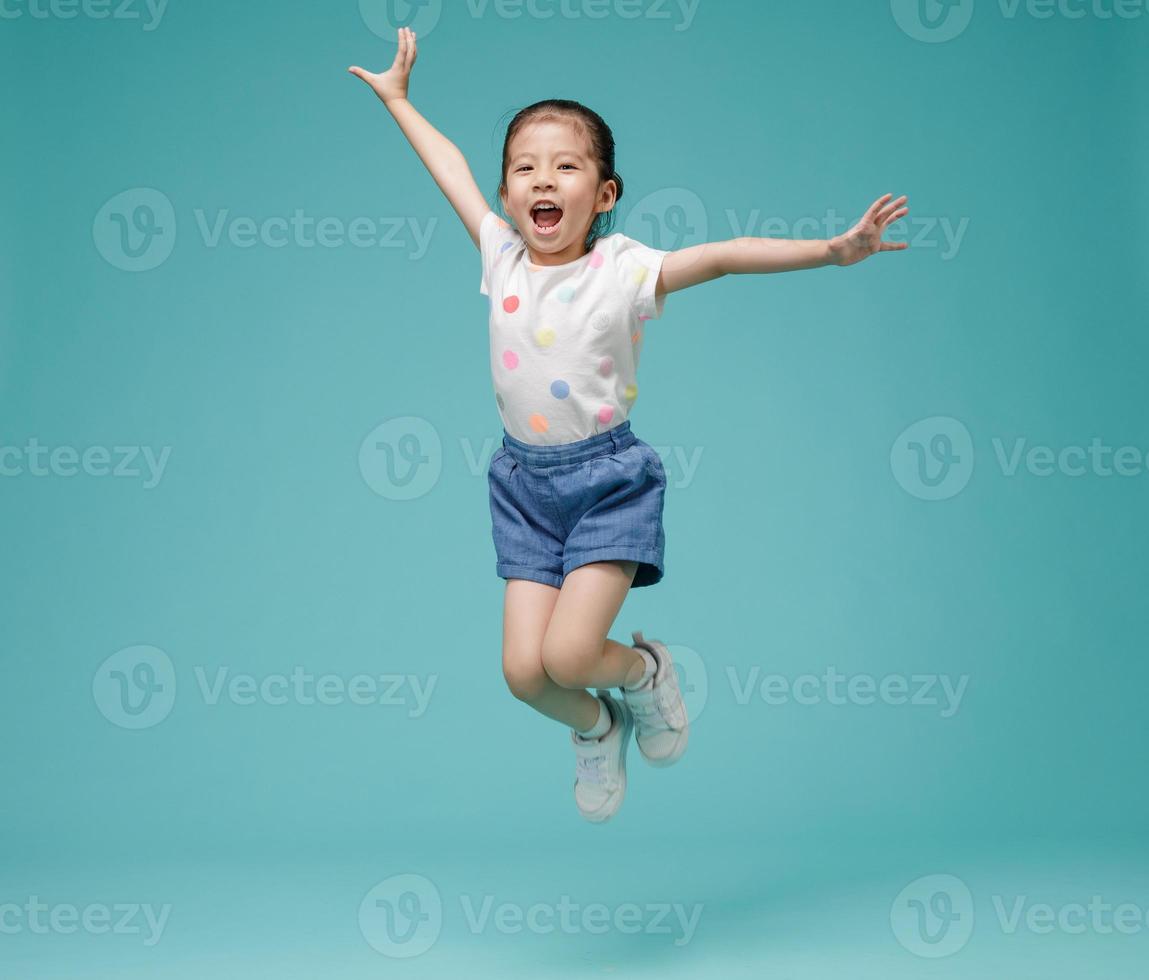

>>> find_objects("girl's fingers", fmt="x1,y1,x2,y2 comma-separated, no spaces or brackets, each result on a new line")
865,193,893,220
877,200,908,224
878,195,907,215
882,207,909,227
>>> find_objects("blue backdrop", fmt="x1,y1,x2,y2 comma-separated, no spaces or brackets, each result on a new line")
2,0,1146,976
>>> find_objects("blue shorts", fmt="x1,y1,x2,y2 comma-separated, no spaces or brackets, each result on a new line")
487,420,667,589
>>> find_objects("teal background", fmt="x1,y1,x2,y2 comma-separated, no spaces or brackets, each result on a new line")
2,0,1147,976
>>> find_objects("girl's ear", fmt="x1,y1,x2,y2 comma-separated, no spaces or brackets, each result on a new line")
600,177,618,208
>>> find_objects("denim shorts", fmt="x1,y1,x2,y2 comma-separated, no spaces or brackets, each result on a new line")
487,419,667,589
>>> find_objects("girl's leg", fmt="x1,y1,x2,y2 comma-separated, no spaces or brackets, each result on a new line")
501,578,604,731
540,560,650,691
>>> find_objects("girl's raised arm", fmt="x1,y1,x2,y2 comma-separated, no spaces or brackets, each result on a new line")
656,193,911,299
348,27,490,248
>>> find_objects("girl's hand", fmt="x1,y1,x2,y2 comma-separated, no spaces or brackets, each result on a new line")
348,26,418,105
828,194,909,267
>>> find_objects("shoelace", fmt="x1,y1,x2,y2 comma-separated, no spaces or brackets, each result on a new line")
626,677,685,730
575,752,609,786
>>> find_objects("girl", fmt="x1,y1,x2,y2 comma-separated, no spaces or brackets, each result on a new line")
349,27,908,823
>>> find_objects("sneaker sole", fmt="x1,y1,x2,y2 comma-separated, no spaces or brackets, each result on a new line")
638,723,688,768
579,695,634,824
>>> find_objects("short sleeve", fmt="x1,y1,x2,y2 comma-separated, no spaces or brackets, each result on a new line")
609,234,669,320
479,210,521,297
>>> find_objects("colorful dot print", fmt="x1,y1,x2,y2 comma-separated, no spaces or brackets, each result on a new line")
484,222,661,444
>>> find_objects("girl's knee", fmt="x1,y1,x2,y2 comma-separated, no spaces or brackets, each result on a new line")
502,652,549,703
540,637,597,690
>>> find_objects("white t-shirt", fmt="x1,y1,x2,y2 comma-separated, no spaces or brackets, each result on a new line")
478,209,668,446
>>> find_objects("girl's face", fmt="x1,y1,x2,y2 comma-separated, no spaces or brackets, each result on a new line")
501,118,616,266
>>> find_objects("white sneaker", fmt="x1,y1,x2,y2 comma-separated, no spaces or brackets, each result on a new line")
571,690,633,823
622,630,689,767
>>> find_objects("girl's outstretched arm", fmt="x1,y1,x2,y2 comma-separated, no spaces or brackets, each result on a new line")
348,27,490,248
656,193,910,299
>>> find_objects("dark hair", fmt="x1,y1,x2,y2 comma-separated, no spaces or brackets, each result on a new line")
494,99,623,253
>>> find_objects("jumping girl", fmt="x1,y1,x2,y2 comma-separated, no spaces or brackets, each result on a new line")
349,27,908,823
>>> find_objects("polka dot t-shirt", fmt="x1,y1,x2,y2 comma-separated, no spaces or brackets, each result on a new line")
478,209,669,446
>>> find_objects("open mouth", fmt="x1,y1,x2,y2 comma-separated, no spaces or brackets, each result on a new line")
531,204,564,236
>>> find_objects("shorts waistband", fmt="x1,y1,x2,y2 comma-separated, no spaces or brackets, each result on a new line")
501,420,636,468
